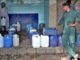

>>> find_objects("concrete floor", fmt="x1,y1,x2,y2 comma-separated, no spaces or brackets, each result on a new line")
0,31,79,60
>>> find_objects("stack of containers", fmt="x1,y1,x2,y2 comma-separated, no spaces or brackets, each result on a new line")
31,27,58,48
25,23,63,48
43,28,58,47
0,33,20,48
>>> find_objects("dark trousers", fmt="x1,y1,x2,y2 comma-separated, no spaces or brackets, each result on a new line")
2,26,6,31
0,26,8,36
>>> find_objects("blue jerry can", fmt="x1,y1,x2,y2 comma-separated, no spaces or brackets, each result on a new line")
4,35,13,48
43,28,58,35
49,35,58,47
58,35,62,46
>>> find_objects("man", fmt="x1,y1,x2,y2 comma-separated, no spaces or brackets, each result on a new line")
0,2,9,31
58,3,78,60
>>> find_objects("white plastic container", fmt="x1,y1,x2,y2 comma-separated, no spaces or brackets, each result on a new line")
40,35,49,47
16,22,20,32
13,34,19,47
0,34,3,48
32,34,40,48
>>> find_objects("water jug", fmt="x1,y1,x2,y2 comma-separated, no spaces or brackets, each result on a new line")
13,34,19,47
0,34,3,48
4,35,13,48
43,28,57,35
41,35,49,47
49,35,58,47
32,34,40,48
16,22,21,32
58,35,62,46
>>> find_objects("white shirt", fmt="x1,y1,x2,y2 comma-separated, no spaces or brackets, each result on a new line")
1,18,6,26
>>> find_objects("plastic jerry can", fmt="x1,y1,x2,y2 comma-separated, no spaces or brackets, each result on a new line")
32,34,40,48
0,34,3,48
13,34,19,47
40,35,49,47
4,35,13,48
16,22,21,32
43,28,57,35
58,35,62,46
49,35,58,47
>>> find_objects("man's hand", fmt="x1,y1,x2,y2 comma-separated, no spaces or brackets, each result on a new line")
69,22,78,27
